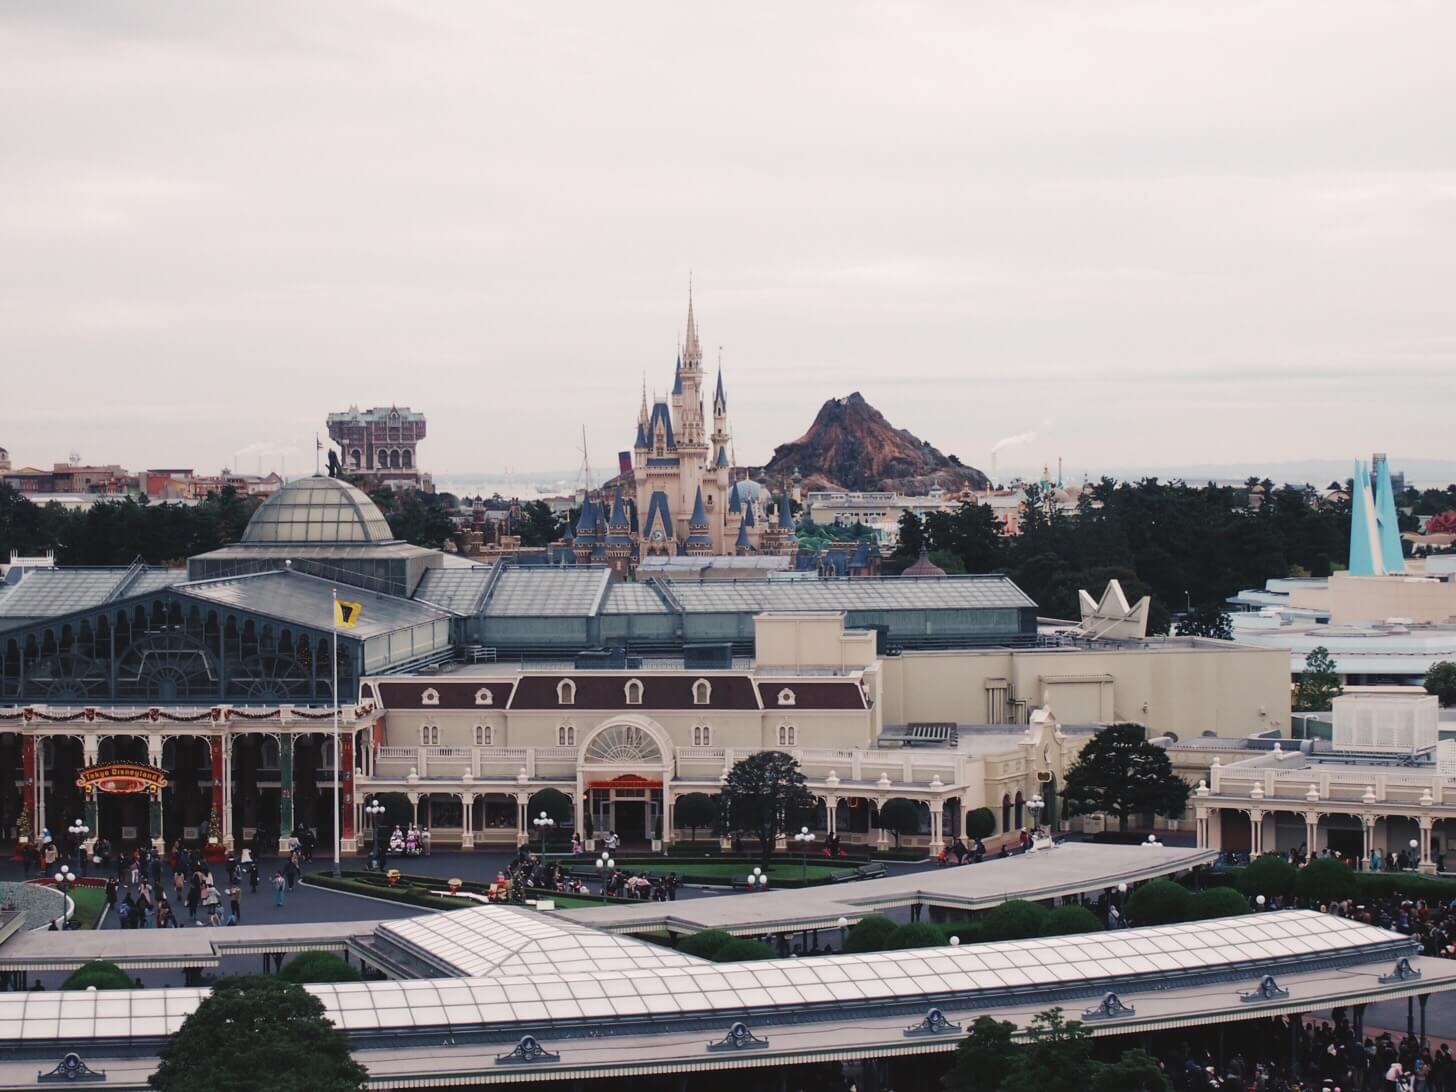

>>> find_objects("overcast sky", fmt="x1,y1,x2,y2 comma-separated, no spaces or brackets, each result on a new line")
2,2,1453,486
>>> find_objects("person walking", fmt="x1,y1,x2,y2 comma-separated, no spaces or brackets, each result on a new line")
273,870,286,908
228,881,242,923
185,878,200,924
247,858,259,894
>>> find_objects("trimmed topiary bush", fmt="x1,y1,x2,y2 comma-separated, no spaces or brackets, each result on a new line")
1296,858,1357,903
1041,904,1103,936
843,914,898,953
965,807,997,841
277,950,362,984
1237,854,1298,899
715,938,776,962
62,960,133,991
1188,886,1251,920
981,899,1050,941
1125,879,1191,925
888,922,946,949
678,929,736,959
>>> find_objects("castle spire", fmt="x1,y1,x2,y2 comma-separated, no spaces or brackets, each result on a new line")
683,277,701,367
713,352,727,416
638,373,649,425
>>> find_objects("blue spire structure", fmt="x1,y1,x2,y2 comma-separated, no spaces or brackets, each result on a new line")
1374,458,1406,574
574,496,598,540
686,487,712,553
634,420,648,449
743,502,755,528
715,445,729,468
727,482,741,513
642,491,673,543
672,354,683,396
776,494,795,529
714,368,727,416
605,491,632,547
850,537,871,572
735,519,752,552
1348,460,1382,576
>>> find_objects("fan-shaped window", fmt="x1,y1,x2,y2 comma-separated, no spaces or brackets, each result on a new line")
624,679,643,705
777,687,796,707
583,724,663,764
693,679,711,705
557,679,575,705
474,687,493,706
421,687,440,706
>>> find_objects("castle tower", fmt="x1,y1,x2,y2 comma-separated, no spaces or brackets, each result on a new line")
685,486,713,556
573,496,599,566
605,491,634,576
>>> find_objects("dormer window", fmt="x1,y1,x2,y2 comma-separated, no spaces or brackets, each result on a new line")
777,687,796,707
557,679,576,705
693,679,712,706
421,687,440,707
624,679,643,706
474,687,494,707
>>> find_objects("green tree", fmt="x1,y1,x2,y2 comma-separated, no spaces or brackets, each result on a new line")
149,976,367,1092
1124,879,1190,925
678,929,735,959
1041,904,1102,936
942,1015,1016,1092
1294,646,1344,712
1001,1008,1094,1092
1187,886,1251,920
843,914,898,953
1061,724,1191,834
1295,858,1357,903
721,751,815,860
1424,661,1456,707
1090,1049,1171,1092
876,798,923,849
516,499,564,547
527,787,571,826
62,960,133,990
981,899,1050,940
1175,606,1233,640
965,807,996,841
714,938,776,962
277,951,361,984
887,922,945,949
673,792,717,843
1237,854,1298,900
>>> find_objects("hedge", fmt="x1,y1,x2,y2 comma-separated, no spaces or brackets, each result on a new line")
843,915,898,953
715,938,776,962
278,950,362,984
678,930,736,960
1125,879,1191,925
1188,887,1251,919
980,899,1048,940
887,922,945,949
62,960,133,991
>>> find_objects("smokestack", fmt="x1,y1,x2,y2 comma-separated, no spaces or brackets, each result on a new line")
991,451,998,488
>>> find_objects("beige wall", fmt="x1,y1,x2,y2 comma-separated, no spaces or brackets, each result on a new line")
878,643,1291,740
753,613,877,672
1293,572,1456,625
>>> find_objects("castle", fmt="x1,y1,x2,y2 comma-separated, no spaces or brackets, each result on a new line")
569,291,797,573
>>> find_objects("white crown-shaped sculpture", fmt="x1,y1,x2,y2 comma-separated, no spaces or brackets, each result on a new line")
1077,578,1151,640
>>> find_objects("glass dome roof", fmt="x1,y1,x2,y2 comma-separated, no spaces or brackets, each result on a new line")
241,476,396,545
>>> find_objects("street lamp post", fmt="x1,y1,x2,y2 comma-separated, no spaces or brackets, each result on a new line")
1256,894,1267,912
533,811,555,856
53,864,76,928
748,866,766,893
595,853,615,902
1410,837,1420,870
837,915,848,950
68,819,90,875
792,826,816,883
1027,795,1044,834
365,799,386,870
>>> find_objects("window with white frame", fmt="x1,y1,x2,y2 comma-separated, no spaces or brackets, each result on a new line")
474,724,493,746
557,679,576,705
693,679,711,705
474,687,493,706
693,724,712,747
421,725,440,746
777,724,797,746
777,687,796,706
421,687,440,706
558,724,576,746
624,678,644,705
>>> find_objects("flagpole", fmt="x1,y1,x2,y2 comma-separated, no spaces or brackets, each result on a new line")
332,587,341,876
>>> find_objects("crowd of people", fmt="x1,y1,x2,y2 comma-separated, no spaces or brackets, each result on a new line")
484,845,681,904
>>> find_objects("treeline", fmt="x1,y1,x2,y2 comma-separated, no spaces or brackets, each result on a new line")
0,485,260,566
0,481,462,566
892,479,1357,632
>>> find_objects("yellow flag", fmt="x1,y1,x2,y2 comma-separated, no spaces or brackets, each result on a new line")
335,598,363,628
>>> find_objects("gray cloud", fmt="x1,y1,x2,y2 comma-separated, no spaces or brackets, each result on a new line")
1,2,1452,481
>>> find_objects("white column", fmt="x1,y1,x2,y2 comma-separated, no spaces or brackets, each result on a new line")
663,793,675,848
1248,809,1264,856
514,792,530,847
461,792,476,849
928,801,944,856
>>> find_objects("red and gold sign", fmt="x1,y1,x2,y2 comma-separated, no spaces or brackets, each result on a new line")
585,773,663,790
76,762,168,796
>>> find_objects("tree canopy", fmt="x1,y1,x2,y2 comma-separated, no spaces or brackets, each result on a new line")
1175,605,1233,640
277,951,362,984
673,792,717,841
1295,646,1344,712
149,975,367,1092
515,499,566,547
721,750,815,859
1061,724,1190,833
876,798,923,848
1425,661,1456,708
62,960,133,990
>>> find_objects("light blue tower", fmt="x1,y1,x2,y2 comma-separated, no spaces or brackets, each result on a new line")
1347,459,1382,577
1374,458,1406,574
